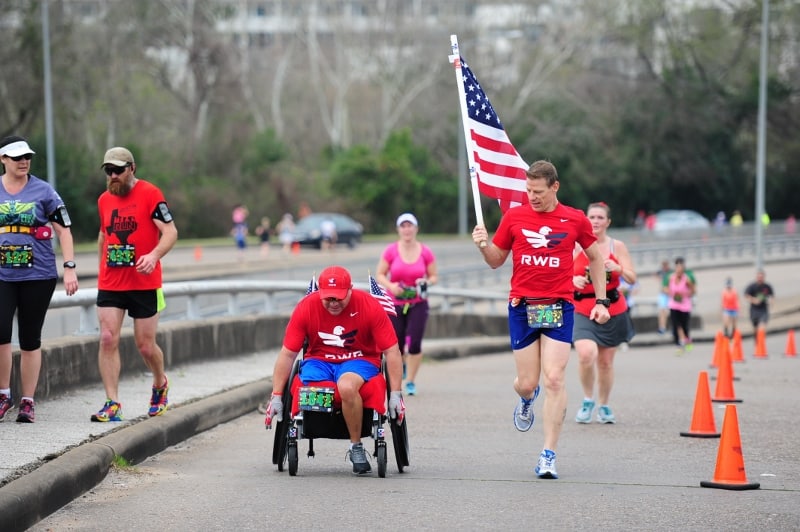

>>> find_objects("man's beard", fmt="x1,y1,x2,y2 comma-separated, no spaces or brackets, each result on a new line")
107,178,133,196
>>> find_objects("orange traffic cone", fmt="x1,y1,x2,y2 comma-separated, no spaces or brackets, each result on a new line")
700,404,760,490
291,242,300,255
784,329,797,358
680,371,720,438
709,330,726,368
730,329,745,363
712,341,742,403
753,328,768,359
193,245,203,262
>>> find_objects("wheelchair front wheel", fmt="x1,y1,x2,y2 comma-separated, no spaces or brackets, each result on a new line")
377,442,387,478
288,442,298,476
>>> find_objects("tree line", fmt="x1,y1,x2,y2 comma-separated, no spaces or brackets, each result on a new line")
1,0,797,241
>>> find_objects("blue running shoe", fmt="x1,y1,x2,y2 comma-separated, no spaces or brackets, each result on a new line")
405,381,416,396
535,449,558,479
575,399,595,424
513,386,540,432
597,405,616,424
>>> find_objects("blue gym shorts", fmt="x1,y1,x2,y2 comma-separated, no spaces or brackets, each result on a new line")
508,300,575,351
300,358,380,384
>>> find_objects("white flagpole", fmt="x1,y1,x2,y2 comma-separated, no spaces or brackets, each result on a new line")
449,35,487,247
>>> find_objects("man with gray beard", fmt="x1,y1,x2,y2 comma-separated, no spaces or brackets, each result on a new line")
90,147,178,422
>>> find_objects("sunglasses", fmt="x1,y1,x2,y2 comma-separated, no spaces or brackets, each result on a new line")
6,153,32,161
104,164,130,176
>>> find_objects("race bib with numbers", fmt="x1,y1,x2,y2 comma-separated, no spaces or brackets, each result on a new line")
106,243,136,267
526,302,564,329
298,386,336,412
0,244,34,268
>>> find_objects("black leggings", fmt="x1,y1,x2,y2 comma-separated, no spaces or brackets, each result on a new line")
0,278,57,351
669,308,691,345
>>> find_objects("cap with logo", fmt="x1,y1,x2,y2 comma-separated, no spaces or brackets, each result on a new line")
318,266,352,300
396,213,418,227
102,147,135,168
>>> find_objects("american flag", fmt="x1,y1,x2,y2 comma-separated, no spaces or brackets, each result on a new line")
369,275,397,317
459,57,528,212
306,275,318,295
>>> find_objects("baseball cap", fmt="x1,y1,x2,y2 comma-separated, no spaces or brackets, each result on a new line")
0,140,35,158
396,213,418,227
318,266,352,300
102,147,135,168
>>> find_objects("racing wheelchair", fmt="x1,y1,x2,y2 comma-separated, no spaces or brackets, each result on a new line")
271,357,410,478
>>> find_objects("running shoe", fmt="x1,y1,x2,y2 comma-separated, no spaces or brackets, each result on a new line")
597,405,616,424
16,399,35,423
575,399,595,424
91,399,123,422
0,393,13,421
148,376,169,417
405,381,417,396
513,385,540,432
347,442,371,475
535,449,558,479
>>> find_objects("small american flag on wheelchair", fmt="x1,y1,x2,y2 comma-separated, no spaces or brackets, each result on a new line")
369,274,397,317
306,275,318,295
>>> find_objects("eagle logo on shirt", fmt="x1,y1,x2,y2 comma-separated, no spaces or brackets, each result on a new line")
522,226,567,249
318,326,357,348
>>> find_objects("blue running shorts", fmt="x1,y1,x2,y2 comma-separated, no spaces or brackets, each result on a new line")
508,301,575,351
300,358,380,384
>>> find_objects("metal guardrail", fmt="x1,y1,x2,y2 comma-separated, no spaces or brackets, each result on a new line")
48,281,511,335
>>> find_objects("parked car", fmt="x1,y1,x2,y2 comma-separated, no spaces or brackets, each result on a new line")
651,209,710,235
291,212,363,249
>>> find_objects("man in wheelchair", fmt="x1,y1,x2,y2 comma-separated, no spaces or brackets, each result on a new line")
264,265,405,474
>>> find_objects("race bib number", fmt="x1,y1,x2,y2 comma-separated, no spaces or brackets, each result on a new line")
526,302,564,329
298,386,335,413
0,245,34,268
106,243,135,267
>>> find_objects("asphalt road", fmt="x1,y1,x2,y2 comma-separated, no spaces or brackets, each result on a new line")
33,338,800,531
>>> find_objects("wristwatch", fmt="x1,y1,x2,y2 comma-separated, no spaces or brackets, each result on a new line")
595,298,611,308
63,261,76,269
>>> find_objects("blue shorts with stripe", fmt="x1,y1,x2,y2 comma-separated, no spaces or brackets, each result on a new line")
507,300,575,351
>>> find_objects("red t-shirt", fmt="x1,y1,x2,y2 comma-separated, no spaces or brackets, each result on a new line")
573,251,627,316
493,202,596,301
283,290,398,369
97,180,168,291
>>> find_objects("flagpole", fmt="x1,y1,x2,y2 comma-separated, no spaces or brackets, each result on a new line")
449,35,487,247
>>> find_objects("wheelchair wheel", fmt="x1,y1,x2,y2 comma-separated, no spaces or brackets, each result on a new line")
377,442,387,478
390,417,411,473
272,417,289,471
288,442,298,476
271,360,299,471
